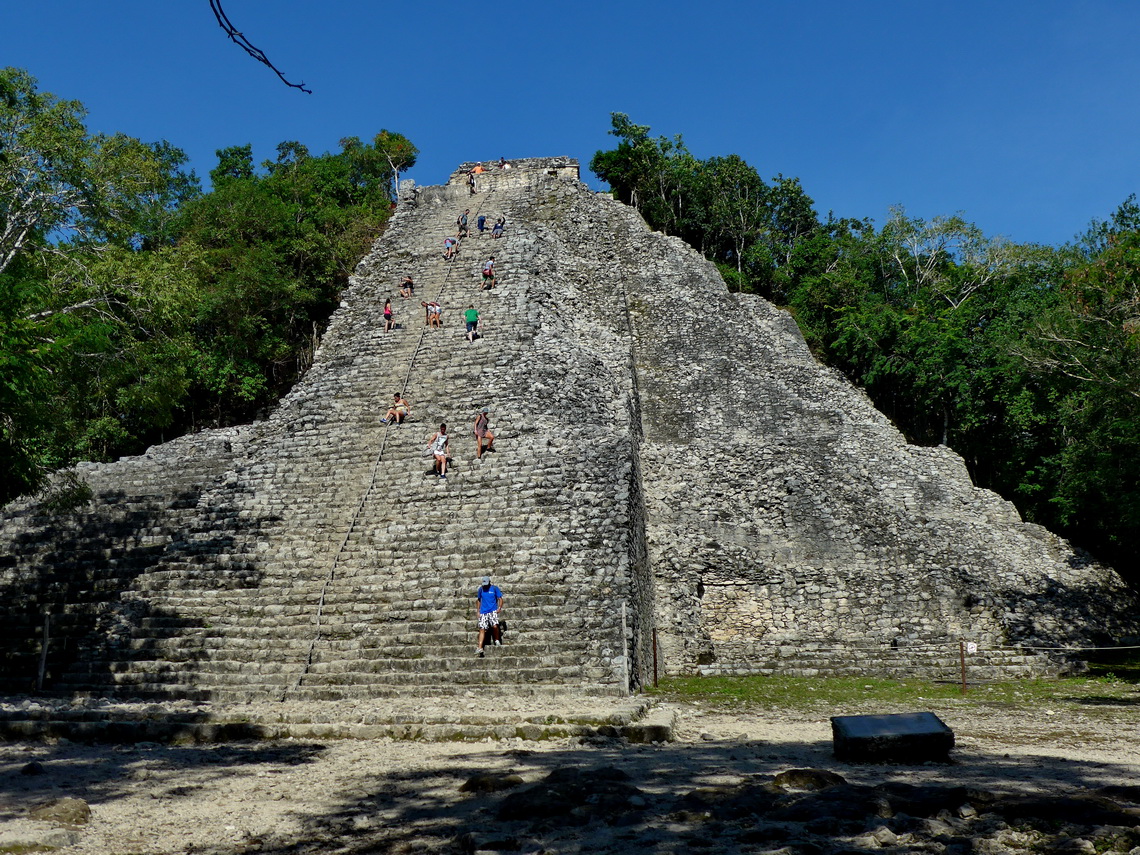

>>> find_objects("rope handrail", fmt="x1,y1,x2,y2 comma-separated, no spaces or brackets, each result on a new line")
692,640,1140,655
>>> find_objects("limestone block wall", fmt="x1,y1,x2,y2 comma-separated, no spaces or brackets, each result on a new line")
453,158,581,193
564,192,1139,677
0,428,250,686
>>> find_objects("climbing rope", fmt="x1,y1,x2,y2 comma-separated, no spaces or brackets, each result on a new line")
284,183,499,699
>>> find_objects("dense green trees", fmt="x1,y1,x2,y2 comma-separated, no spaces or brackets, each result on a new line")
1017,205,1140,566
593,114,1140,577
589,114,822,296
0,67,203,498
0,68,412,502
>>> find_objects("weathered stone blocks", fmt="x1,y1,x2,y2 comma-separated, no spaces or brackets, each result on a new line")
1,156,1138,701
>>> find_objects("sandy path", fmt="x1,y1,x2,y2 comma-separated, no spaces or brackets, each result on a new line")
3,696,1140,854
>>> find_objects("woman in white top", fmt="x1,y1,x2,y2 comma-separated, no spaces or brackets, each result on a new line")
427,423,449,478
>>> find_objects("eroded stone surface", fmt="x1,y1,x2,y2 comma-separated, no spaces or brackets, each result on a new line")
1,157,1137,702
27,796,92,825
0,824,81,851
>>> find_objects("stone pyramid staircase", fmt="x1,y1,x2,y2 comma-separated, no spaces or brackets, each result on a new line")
1,160,646,702
3,155,1136,711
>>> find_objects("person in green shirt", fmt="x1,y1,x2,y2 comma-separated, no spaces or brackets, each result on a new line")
464,304,480,342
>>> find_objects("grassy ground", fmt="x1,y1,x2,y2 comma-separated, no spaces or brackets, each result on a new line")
649,670,1140,714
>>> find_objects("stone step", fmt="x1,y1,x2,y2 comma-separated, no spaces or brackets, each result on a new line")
0,691,655,745
52,672,615,701
109,603,571,625
124,590,569,609
98,634,576,659
60,649,591,680
692,649,1054,679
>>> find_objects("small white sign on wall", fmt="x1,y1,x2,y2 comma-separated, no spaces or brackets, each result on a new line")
966,642,978,654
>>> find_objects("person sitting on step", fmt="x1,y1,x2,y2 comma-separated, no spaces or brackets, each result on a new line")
491,217,505,239
381,392,410,425
427,423,450,479
399,276,415,298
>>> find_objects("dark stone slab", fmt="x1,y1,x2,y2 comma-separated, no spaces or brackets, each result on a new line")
831,712,954,763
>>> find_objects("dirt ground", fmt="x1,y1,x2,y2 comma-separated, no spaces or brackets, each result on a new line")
3,692,1140,854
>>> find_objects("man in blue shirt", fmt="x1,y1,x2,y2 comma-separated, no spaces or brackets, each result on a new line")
475,575,503,657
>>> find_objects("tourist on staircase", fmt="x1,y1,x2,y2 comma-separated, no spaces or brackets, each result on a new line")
381,393,410,425
491,217,505,239
443,237,457,260
477,213,487,235
481,256,496,290
475,575,504,657
399,276,414,298
383,297,394,332
427,423,450,479
464,304,480,342
473,407,494,459
457,209,470,239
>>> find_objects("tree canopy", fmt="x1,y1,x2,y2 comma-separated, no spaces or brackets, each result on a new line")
0,68,409,502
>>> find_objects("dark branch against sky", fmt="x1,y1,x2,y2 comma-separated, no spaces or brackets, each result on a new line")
209,0,312,94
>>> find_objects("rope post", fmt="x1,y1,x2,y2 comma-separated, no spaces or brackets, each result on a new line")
621,601,629,694
959,640,968,694
36,612,50,692
652,627,659,688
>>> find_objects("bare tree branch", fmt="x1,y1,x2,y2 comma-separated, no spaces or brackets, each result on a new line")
209,0,312,94
25,296,125,323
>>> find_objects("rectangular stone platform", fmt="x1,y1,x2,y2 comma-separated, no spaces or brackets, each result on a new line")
831,712,954,763
0,695,671,744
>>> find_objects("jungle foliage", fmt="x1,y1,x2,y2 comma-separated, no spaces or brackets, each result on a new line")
0,67,416,502
592,113,1140,578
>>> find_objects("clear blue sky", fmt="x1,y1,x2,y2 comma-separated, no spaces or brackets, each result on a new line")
3,1,1138,246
